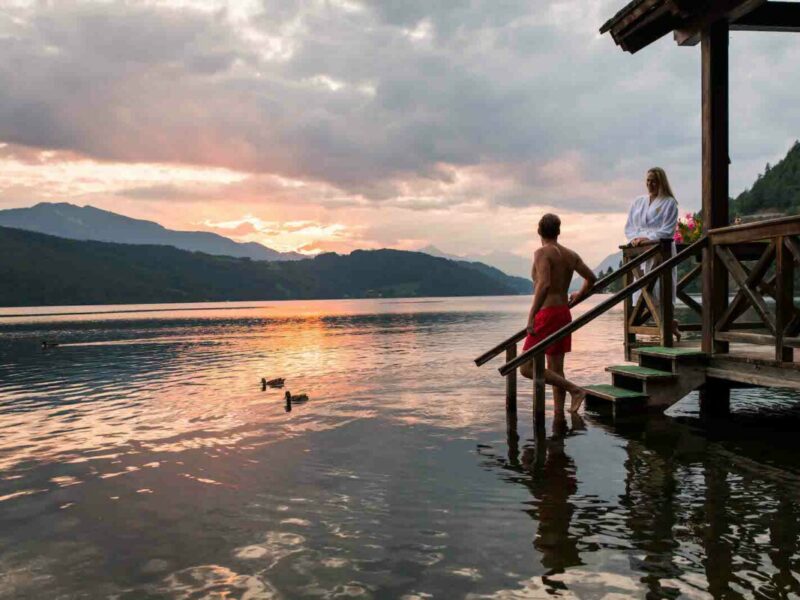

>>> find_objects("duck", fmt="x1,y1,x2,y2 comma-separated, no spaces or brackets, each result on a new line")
261,377,285,391
284,391,309,403
41,340,60,349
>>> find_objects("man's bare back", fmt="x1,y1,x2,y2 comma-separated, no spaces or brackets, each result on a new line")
532,243,594,309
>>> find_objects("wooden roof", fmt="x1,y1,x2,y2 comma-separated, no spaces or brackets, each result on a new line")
601,1,800,53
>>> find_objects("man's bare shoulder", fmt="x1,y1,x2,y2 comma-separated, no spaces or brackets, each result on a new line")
551,244,579,263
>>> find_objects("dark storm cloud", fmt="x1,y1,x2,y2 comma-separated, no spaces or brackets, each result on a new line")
0,0,796,211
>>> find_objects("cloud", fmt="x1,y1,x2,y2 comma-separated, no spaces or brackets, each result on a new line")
0,0,798,266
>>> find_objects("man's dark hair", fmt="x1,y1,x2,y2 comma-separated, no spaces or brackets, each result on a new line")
538,213,561,239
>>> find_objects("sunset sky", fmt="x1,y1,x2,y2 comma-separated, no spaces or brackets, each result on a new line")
1,0,799,267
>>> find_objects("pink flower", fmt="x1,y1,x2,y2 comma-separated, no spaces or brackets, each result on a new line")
674,231,684,243
685,212,692,219
687,220,696,230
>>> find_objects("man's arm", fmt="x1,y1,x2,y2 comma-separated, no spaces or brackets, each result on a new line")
527,249,550,333
569,257,597,306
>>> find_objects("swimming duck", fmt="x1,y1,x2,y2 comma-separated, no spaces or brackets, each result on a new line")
41,341,60,349
262,377,285,391
284,391,308,402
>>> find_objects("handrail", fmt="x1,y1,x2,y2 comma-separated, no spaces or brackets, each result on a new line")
473,243,662,366
498,236,707,376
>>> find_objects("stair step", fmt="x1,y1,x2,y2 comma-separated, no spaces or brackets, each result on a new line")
606,365,675,380
634,346,707,359
583,384,647,403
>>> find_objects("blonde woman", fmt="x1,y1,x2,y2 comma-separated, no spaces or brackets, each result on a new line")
624,167,680,340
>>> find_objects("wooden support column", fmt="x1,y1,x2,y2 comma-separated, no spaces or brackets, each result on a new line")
701,20,730,357
505,344,518,411
659,241,674,348
775,236,794,362
623,252,635,361
533,353,546,422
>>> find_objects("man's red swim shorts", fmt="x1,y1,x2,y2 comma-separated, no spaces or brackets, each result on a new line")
522,305,572,356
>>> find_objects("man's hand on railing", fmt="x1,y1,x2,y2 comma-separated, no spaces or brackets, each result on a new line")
568,291,582,306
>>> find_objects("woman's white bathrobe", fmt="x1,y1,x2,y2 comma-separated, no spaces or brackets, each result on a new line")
624,195,679,305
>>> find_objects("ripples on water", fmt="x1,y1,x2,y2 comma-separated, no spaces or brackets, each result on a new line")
0,297,799,599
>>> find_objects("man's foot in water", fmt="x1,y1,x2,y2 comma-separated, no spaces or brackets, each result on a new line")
569,388,586,413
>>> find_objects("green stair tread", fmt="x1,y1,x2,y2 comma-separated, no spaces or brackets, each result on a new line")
635,346,706,357
606,365,675,379
584,384,646,400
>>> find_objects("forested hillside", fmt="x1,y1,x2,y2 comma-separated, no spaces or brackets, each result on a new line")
0,227,531,307
733,141,800,217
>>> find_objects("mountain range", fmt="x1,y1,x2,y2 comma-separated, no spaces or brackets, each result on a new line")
0,202,305,262
0,226,531,307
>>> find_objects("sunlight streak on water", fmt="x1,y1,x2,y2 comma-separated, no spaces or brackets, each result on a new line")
0,296,799,598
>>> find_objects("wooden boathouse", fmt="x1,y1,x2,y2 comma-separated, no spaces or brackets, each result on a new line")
476,0,800,416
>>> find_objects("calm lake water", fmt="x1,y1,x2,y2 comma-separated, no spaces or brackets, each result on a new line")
1,296,799,599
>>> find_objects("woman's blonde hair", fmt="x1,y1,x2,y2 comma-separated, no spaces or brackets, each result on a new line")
648,167,676,201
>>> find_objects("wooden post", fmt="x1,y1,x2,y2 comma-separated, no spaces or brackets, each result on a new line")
659,241,674,348
506,405,520,466
623,250,635,361
776,236,794,362
701,20,729,358
533,353,546,422
505,344,518,411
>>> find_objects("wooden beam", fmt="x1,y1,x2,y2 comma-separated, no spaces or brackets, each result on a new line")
505,344,518,410
716,246,776,333
702,20,730,356
675,0,766,46
710,215,800,245
775,236,794,361
731,1,800,32
715,331,776,345
715,240,775,331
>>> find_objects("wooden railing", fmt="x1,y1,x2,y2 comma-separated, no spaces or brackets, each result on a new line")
501,238,706,418
707,215,800,362
473,243,662,408
475,237,706,416
621,240,703,360
475,214,800,416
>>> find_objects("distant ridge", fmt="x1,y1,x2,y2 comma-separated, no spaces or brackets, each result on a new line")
0,226,532,307
0,202,305,262
418,244,531,278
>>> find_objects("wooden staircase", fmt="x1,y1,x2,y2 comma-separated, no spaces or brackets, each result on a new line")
585,346,708,414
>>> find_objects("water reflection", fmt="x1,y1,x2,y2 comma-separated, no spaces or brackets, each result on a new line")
491,402,800,598
0,297,798,598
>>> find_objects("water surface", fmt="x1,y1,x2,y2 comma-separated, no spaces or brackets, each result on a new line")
1,296,799,599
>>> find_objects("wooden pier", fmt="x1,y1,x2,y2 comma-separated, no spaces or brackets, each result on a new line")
476,0,800,417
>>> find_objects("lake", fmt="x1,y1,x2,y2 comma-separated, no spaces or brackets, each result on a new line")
1,296,799,599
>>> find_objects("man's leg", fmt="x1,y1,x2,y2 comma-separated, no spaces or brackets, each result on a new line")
547,354,567,413
520,356,586,413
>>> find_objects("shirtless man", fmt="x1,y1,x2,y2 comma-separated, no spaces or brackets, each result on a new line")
520,214,596,413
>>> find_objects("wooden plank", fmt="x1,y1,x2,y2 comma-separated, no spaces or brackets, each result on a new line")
677,263,702,292
785,235,800,265
715,331,776,345
630,326,660,335
533,353,545,419
660,242,674,347
716,246,776,333
710,215,800,245
731,1,800,32
715,240,775,331
677,290,703,315
675,0,766,46
623,252,635,361
505,344,517,410
775,236,794,361
499,238,706,376
701,20,730,357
